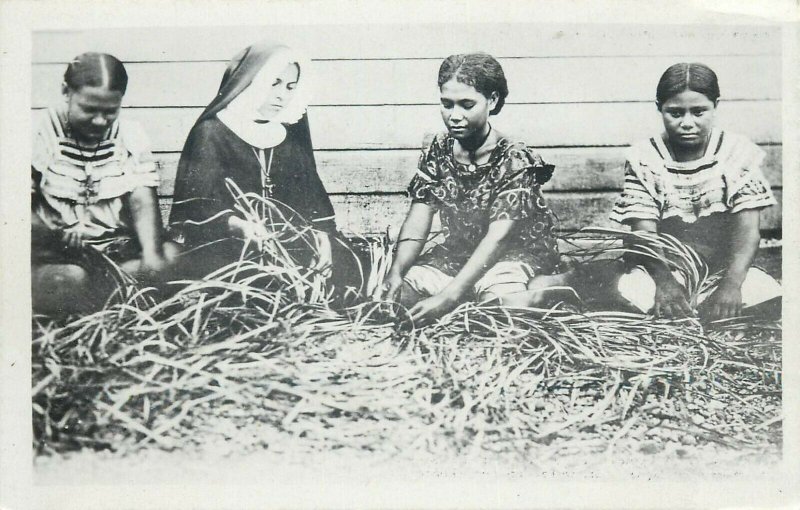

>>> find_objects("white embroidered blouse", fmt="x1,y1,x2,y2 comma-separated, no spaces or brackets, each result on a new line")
31,107,160,250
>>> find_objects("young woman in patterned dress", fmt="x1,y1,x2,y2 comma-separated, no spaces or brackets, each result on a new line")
372,53,561,323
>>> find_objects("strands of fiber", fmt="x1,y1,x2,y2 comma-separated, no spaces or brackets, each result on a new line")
32,218,781,464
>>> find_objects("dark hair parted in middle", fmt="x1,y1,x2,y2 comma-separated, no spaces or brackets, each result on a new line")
438,53,509,115
655,62,720,107
63,52,129,94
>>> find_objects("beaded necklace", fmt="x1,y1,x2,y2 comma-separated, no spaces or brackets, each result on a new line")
65,113,104,204
462,124,492,172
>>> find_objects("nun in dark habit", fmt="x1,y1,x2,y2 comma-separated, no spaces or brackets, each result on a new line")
169,41,364,299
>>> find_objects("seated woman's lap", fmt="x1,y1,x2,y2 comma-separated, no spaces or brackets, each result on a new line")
32,263,96,314
174,234,366,299
618,265,782,313
33,240,181,314
403,261,530,302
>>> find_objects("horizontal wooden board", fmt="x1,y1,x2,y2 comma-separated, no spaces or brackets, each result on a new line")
159,189,782,236
32,24,781,62
32,54,781,107
153,144,783,195
52,101,779,153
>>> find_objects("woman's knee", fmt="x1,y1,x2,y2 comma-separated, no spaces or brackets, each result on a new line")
34,264,89,289
32,264,94,314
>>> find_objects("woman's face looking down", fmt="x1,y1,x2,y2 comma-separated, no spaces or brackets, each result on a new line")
256,63,299,121
439,78,497,142
63,85,124,144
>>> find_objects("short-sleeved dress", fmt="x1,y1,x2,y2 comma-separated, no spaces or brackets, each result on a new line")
611,129,776,269
407,132,561,277
31,107,160,259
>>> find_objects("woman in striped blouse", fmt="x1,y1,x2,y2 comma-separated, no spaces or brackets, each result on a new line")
32,53,178,314
516,62,781,320
608,62,781,320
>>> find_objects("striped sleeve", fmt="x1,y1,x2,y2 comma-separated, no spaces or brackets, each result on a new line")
119,120,160,189
722,139,777,213
610,161,661,223
32,110,87,201
31,110,55,175
729,166,777,213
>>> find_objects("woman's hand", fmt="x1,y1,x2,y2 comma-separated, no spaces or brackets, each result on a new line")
653,276,693,318
228,216,266,243
698,209,757,321
372,271,404,302
700,278,743,320
408,289,460,324
61,231,87,250
137,251,169,281
375,202,435,301
119,250,169,283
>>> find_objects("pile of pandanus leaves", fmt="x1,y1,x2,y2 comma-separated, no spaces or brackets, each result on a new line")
32,183,782,463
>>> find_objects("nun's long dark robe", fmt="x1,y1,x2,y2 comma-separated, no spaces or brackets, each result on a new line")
169,116,364,295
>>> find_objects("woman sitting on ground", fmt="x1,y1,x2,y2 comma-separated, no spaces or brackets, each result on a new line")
32,52,178,315
168,41,363,298
372,53,561,323
517,62,781,321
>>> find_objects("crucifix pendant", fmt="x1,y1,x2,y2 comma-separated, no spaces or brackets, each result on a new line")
263,178,274,198
84,163,97,204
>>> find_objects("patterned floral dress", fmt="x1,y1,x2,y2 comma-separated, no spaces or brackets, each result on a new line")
407,132,561,277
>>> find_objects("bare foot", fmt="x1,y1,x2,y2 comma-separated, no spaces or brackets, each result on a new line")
501,273,578,308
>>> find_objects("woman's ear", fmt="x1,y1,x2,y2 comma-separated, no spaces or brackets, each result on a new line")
655,101,662,112
61,82,70,100
488,91,499,110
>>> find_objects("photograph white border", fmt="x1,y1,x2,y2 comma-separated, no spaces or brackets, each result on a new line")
2,0,799,508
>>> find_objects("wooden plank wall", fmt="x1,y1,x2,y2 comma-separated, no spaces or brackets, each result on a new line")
32,24,782,236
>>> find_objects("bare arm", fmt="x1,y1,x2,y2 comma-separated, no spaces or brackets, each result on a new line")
31,208,56,243
408,218,516,321
721,209,760,286
126,186,165,266
390,202,435,277
628,219,673,281
31,210,74,253
628,218,693,317
372,202,434,301
701,209,760,319
31,172,71,249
